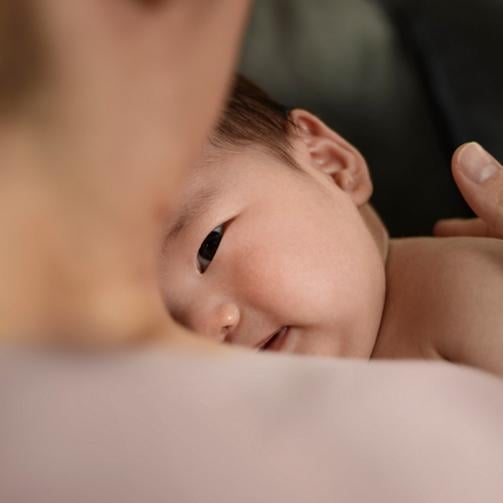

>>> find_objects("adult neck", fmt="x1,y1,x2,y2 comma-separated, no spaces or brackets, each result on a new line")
0,125,172,347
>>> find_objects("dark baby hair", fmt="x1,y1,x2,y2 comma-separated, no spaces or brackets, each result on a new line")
210,74,299,168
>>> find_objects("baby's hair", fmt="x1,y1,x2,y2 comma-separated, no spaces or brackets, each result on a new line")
210,74,299,168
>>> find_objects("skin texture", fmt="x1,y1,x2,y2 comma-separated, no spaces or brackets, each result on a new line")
376,235,503,376
161,110,386,357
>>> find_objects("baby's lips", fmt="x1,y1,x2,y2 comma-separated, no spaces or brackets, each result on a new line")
258,326,290,351
255,327,282,350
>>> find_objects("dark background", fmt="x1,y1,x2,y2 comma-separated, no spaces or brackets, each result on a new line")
240,0,503,237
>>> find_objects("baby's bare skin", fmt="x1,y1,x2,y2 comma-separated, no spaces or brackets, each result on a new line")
374,236,503,376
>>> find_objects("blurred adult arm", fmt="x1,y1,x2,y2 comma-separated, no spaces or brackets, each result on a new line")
1,348,503,503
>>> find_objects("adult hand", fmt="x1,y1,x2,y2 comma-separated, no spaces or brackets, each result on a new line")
434,142,503,238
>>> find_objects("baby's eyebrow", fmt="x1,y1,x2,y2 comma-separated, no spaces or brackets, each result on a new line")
165,186,220,240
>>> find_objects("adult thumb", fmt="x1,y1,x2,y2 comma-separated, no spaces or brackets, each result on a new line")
451,142,503,235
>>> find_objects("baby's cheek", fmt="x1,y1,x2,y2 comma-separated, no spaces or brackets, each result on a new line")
225,241,293,312
232,235,342,320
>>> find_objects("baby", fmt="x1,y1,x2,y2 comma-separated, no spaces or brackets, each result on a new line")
160,75,503,377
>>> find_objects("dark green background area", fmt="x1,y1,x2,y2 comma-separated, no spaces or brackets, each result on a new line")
240,0,503,237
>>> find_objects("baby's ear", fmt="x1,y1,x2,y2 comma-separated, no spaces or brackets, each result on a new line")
289,109,373,206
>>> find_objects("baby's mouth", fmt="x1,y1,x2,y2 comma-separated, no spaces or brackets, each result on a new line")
257,326,289,351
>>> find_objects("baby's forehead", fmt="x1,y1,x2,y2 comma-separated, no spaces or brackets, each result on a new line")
189,149,228,192
167,147,245,230
165,179,221,241
196,141,286,176
189,143,303,206
195,142,245,170
169,146,260,230
187,146,243,192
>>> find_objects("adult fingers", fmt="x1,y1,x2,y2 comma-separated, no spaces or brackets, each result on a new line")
433,218,491,238
450,142,503,237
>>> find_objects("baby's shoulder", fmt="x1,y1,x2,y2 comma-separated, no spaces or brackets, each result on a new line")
385,236,503,373
388,236,503,295
391,235,503,273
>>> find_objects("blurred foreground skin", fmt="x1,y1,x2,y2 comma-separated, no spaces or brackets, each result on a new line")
1,348,503,502
0,0,250,346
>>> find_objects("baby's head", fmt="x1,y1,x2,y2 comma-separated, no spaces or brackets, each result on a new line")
161,75,388,357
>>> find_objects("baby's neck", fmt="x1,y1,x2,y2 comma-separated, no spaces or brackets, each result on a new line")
371,237,441,360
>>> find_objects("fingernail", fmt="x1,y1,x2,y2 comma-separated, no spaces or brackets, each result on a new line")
458,142,501,183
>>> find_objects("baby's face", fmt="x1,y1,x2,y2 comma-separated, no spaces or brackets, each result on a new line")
161,145,386,357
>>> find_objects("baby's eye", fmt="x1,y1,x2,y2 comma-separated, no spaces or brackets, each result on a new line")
197,225,224,272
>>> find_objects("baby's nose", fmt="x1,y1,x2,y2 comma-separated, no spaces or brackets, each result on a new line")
196,301,240,343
